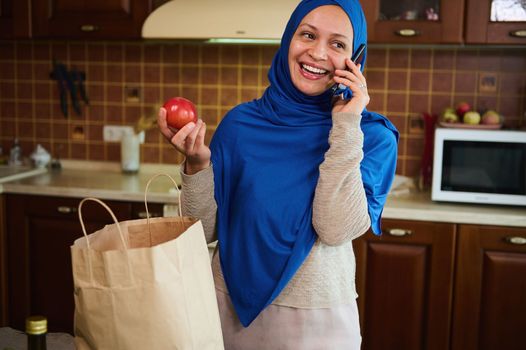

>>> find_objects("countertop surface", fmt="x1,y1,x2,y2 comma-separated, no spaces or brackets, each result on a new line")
0,160,182,204
1,161,525,227
383,190,526,228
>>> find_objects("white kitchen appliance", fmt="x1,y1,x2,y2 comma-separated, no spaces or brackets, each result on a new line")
142,0,298,42
432,127,526,206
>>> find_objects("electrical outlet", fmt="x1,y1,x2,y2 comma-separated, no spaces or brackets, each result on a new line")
103,126,145,143
125,86,141,103
409,115,424,133
103,126,132,142
479,73,497,93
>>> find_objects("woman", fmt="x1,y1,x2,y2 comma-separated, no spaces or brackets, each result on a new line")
158,0,398,348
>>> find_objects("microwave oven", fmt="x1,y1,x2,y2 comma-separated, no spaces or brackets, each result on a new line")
432,128,526,206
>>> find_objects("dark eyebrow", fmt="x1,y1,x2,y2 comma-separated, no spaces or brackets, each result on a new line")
297,23,350,41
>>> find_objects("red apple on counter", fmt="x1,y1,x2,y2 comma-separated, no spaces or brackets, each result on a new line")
463,111,481,125
481,110,501,125
456,102,471,118
163,97,198,130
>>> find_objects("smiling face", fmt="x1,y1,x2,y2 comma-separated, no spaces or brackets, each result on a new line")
288,5,354,96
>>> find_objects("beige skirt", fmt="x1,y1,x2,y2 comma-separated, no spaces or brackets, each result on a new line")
216,289,362,350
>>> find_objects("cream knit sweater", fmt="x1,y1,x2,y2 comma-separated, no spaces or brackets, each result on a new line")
180,111,371,308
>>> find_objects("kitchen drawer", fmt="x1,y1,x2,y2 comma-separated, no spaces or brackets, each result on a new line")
6,194,131,222
131,201,164,219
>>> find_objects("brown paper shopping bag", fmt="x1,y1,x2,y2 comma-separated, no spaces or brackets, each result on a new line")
71,174,224,350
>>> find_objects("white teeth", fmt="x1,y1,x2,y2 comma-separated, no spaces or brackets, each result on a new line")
301,64,327,74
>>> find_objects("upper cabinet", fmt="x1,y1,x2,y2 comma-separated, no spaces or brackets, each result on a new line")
2,0,525,43
363,0,526,44
31,0,152,39
363,0,465,44
465,0,526,44
0,0,31,38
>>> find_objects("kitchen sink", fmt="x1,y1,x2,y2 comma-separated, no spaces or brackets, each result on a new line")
0,165,47,183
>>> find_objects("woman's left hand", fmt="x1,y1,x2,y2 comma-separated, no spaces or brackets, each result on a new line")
331,58,370,115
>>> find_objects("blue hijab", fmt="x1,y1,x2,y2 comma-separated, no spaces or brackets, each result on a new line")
210,0,398,327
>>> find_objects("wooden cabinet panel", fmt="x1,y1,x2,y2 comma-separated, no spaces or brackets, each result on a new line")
32,0,152,39
452,225,526,350
6,194,132,333
362,243,427,349
353,219,456,350
131,201,164,220
362,0,465,43
0,195,6,326
0,0,31,38
465,0,526,44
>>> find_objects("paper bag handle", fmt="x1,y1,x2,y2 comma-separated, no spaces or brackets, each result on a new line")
144,173,182,219
144,173,183,241
78,197,128,250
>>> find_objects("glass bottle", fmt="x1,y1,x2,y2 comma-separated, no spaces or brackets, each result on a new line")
8,138,22,166
26,315,47,350
0,145,6,165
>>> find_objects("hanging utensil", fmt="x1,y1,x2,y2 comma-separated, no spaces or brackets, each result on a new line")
51,59,68,118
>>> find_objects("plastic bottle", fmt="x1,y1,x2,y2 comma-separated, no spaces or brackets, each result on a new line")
121,130,141,173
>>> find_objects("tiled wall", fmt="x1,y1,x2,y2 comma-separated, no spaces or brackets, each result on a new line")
0,40,525,177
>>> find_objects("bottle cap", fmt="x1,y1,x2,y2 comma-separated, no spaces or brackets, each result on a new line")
26,315,47,335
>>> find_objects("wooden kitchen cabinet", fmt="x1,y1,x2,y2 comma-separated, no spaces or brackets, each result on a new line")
0,0,31,38
353,219,456,350
362,0,465,43
465,0,526,44
31,0,152,39
131,201,164,219
451,224,526,350
4,194,166,333
5,194,133,333
0,195,7,326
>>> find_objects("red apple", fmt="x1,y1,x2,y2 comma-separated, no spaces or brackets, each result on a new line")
456,102,471,118
163,97,198,130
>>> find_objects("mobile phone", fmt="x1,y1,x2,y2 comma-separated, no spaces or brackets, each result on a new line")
351,43,366,66
331,43,366,95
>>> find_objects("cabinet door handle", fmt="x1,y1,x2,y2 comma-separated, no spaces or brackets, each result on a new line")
137,211,162,219
80,25,100,32
504,236,526,245
395,29,420,37
385,228,413,237
509,30,526,38
57,206,77,214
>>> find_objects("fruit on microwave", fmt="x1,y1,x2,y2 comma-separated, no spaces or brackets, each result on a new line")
481,110,501,125
463,111,481,125
163,97,198,130
441,107,459,123
455,101,471,118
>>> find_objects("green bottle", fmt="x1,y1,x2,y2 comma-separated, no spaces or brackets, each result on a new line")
26,316,47,350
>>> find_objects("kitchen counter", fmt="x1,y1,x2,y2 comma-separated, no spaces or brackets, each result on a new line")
0,165,47,183
0,160,182,204
384,190,526,228
1,160,525,227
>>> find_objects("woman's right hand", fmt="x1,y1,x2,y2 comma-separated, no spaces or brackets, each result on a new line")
158,107,211,175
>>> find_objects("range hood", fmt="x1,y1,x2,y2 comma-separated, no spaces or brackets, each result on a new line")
142,0,298,43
